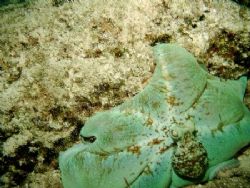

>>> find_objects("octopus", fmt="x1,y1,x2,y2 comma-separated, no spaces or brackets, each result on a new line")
59,43,250,188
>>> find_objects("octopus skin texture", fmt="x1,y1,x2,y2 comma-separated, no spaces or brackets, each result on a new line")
59,43,250,188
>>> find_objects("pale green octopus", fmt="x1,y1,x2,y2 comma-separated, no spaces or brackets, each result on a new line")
59,44,250,188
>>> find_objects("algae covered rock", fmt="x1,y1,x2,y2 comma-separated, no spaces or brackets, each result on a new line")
0,0,249,187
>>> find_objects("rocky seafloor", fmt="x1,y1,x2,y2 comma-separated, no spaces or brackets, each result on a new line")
0,0,249,187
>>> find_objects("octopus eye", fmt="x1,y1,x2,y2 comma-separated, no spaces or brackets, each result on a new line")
81,136,96,143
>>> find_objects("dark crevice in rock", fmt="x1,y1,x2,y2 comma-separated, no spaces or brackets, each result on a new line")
0,142,39,186
146,33,172,47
